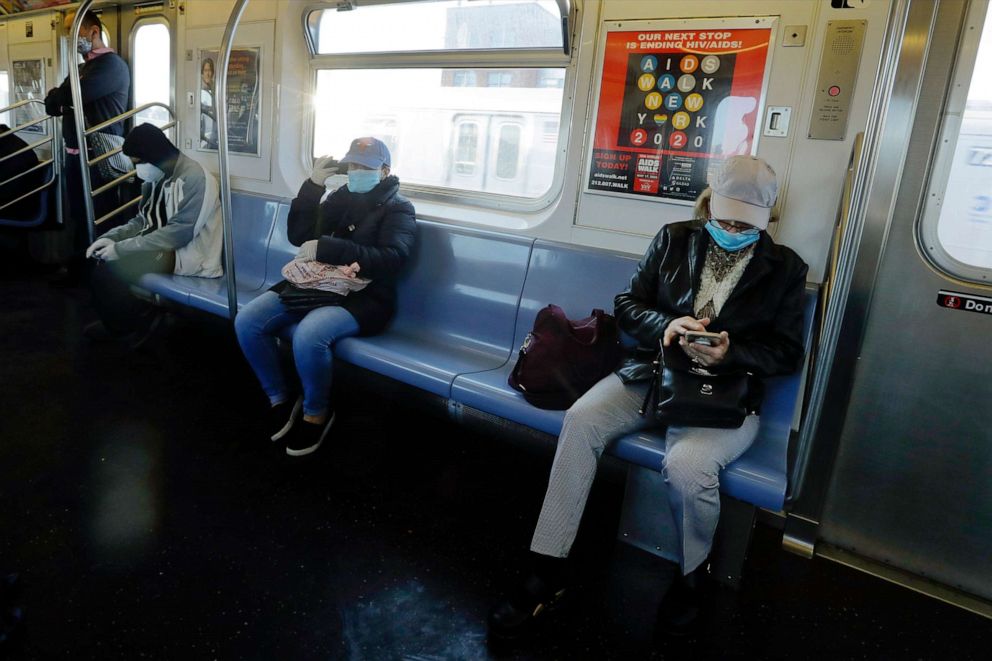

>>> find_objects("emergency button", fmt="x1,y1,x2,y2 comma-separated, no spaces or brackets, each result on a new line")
828,85,841,97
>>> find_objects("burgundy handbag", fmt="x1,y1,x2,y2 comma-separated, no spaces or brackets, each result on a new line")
508,305,622,410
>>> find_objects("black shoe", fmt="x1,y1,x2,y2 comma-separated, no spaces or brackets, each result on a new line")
488,572,567,640
285,412,334,456
657,566,706,637
269,396,302,442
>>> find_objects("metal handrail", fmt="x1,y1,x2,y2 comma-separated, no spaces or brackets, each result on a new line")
68,0,98,244
216,0,252,319
96,196,142,226
84,102,176,137
0,99,62,227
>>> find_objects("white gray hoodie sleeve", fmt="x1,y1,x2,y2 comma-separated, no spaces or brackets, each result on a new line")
114,171,207,255
99,182,151,243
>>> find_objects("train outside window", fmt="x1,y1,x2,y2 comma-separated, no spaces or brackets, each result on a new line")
306,0,570,202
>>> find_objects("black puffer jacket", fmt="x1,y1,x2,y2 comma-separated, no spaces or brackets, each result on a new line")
614,221,808,412
280,175,417,335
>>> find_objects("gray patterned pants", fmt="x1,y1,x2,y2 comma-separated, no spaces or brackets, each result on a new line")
530,373,759,574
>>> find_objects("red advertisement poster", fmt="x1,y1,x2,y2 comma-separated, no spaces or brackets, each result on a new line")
587,21,774,203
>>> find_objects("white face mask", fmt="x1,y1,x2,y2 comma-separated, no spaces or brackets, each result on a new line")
136,162,165,183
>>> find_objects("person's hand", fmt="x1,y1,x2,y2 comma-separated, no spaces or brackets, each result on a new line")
296,239,318,261
85,238,114,259
679,331,730,367
663,316,711,347
91,240,119,262
310,156,340,186
339,262,360,278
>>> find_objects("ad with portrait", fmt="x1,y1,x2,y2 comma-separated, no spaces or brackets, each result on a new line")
586,19,775,203
198,47,261,156
11,59,46,135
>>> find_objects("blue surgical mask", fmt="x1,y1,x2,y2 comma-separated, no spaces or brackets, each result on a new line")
136,162,165,183
347,169,381,194
77,36,93,55
705,219,760,252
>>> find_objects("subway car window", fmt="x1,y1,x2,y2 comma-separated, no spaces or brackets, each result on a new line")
306,0,564,54
0,71,9,125
925,6,992,276
307,0,570,203
131,21,171,128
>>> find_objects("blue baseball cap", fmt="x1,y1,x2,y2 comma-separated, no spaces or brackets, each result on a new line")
339,137,391,170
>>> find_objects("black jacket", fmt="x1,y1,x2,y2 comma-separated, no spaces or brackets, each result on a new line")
281,175,417,335
44,51,130,149
614,221,809,411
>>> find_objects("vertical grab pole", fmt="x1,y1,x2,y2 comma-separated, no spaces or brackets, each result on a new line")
67,0,96,244
216,0,252,320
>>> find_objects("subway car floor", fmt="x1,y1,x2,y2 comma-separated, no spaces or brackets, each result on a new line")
2,261,991,659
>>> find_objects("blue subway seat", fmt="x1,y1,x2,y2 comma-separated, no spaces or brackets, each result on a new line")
609,287,819,512
450,240,639,435
135,192,281,310
279,221,534,398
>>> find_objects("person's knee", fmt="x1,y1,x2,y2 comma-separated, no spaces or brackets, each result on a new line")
663,447,719,496
233,305,260,339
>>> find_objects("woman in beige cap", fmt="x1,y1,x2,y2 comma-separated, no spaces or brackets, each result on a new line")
490,155,809,639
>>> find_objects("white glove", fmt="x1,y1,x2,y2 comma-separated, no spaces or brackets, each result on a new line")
93,241,119,261
86,237,114,259
296,239,318,262
310,156,340,187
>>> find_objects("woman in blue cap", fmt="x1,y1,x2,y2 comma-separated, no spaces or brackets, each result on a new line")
489,155,808,638
236,137,416,457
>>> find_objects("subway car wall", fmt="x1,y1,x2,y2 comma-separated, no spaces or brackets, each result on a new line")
3,0,992,645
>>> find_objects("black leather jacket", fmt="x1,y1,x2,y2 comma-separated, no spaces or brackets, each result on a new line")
614,221,809,410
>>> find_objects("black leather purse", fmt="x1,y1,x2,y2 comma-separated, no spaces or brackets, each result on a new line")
639,340,750,429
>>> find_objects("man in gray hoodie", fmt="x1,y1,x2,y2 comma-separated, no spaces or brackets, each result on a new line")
85,123,222,340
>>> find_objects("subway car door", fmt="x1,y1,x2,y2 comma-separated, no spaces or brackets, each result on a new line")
809,0,992,605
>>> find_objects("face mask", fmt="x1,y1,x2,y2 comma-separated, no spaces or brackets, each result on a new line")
77,36,93,55
347,169,381,194
136,162,165,183
705,219,761,252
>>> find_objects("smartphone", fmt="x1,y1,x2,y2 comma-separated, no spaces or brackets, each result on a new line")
684,331,723,346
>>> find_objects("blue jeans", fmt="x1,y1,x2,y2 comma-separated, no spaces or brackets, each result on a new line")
235,291,360,417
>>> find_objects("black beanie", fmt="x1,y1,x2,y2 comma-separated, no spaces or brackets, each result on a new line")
122,123,180,168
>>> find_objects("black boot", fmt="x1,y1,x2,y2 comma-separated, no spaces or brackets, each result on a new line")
488,553,568,639
657,564,707,636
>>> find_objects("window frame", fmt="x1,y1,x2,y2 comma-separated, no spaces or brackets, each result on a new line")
301,0,577,213
918,0,992,285
128,16,173,130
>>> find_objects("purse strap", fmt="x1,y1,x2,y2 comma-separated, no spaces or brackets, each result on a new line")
638,339,663,416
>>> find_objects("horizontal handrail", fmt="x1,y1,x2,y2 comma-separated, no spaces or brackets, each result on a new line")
0,98,47,116
86,120,177,168
0,175,55,214
0,115,52,140
92,170,137,197
0,135,54,166
1,157,53,188
95,195,141,226
84,102,176,136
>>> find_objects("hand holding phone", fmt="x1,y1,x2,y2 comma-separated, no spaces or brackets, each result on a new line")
684,331,724,346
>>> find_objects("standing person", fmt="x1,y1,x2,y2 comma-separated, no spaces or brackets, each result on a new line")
84,124,222,342
488,156,809,638
235,137,417,457
44,9,130,284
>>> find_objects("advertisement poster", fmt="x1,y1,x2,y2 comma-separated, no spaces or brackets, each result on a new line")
587,20,774,203
11,59,46,135
198,48,261,156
